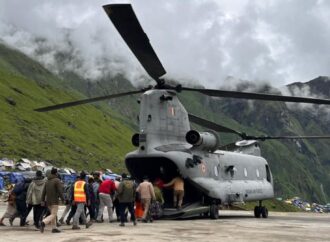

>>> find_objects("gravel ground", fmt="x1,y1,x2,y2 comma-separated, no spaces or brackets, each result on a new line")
0,204,329,242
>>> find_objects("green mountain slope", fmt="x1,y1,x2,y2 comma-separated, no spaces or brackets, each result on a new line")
0,43,135,172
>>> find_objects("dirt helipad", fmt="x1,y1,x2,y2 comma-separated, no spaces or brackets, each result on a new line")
0,204,329,242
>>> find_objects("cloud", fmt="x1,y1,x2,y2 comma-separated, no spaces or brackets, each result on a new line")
0,0,329,88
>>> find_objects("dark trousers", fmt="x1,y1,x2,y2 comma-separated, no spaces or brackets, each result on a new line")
66,204,77,223
16,200,29,226
119,202,135,224
95,201,100,219
87,204,96,220
32,204,44,228
113,198,120,220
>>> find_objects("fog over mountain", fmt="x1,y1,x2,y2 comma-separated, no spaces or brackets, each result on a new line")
0,0,330,88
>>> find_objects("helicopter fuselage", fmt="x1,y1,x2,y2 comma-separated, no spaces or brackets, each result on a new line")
125,89,274,210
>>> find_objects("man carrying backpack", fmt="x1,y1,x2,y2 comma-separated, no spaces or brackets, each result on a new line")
117,173,137,227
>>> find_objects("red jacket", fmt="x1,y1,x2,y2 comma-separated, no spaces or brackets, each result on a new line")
98,179,116,195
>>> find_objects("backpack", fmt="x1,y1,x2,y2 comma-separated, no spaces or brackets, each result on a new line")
150,201,163,219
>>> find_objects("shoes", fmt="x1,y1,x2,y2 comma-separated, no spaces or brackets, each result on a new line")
51,228,61,233
86,221,93,229
59,218,64,225
72,225,81,230
66,220,71,226
142,219,148,223
96,220,103,223
0,223,5,226
9,218,13,226
119,223,125,227
133,221,137,226
20,221,29,227
40,222,45,233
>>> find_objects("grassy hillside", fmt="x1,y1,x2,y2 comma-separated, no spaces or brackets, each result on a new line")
0,43,136,172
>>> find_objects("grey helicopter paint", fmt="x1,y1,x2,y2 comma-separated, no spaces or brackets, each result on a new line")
126,88,274,217
35,4,330,219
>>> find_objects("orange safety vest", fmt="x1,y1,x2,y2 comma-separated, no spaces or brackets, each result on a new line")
74,181,86,203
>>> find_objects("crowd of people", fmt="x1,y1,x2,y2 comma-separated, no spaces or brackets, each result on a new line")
0,168,185,233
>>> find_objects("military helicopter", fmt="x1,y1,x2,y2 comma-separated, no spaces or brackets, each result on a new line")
35,4,330,219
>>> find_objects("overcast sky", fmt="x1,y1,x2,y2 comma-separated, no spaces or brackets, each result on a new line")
0,0,329,88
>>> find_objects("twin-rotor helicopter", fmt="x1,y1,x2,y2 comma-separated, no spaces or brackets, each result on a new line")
35,4,330,219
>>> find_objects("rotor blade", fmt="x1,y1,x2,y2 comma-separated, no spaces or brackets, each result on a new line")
103,4,166,84
246,135,330,141
188,113,243,136
181,87,330,105
34,90,144,112
219,136,330,150
188,113,330,141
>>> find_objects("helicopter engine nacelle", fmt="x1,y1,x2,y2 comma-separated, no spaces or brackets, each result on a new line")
131,133,140,147
185,130,220,152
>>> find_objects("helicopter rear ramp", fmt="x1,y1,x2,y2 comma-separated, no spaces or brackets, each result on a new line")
162,202,210,219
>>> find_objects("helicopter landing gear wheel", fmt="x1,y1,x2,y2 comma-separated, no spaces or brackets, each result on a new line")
210,204,219,219
254,205,268,218
261,206,268,218
254,206,261,218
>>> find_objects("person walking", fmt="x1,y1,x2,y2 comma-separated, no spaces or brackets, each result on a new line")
58,181,74,225
0,185,17,226
92,172,101,220
40,168,64,233
96,178,116,223
149,182,165,220
26,170,46,229
65,178,79,225
13,178,31,226
113,177,121,221
163,176,184,209
72,172,92,230
136,176,156,222
87,177,96,221
117,173,137,227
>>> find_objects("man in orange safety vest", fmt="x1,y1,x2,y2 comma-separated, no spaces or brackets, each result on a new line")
72,172,92,230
